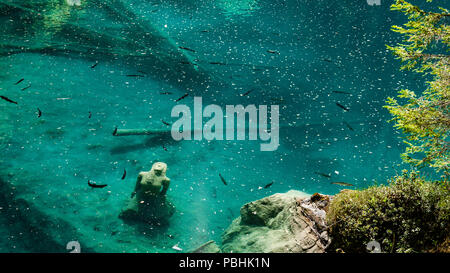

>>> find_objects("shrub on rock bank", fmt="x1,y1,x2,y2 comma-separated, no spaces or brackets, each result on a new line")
326,171,449,253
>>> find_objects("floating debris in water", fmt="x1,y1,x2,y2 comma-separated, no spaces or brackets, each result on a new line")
88,180,108,188
175,93,189,102
88,111,92,119
167,234,174,239
322,58,332,62
112,127,118,136
336,102,349,111
219,173,228,185
163,145,168,151
263,181,274,189
314,172,331,178
172,244,182,251
331,182,354,187
121,169,126,180
161,120,171,126
160,92,173,95
126,74,145,77
37,108,42,118
0,95,18,104
56,98,71,100
90,62,98,68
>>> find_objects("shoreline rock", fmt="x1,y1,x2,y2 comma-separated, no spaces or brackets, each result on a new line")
220,190,332,253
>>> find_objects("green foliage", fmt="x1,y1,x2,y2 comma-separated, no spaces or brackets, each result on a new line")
326,171,450,253
385,0,449,173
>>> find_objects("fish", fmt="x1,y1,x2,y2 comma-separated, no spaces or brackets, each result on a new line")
331,182,355,187
227,208,234,218
112,127,118,136
263,181,274,189
332,90,352,95
219,173,227,185
137,70,147,75
343,121,354,131
88,112,92,119
209,62,226,65
121,169,126,180
178,46,196,53
271,97,285,103
14,78,24,85
88,180,108,188
267,50,279,54
126,74,145,77
314,172,331,178
161,120,171,126
163,145,168,151
160,92,173,95
200,30,210,33
336,102,349,111
167,234,174,239
0,95,18,104
241,89,254,97
21,84,31,91
91,62,98,68
322,58,332,63
37,108,42,118
175,93,189,102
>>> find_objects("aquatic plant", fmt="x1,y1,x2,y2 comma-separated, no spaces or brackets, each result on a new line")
326,171,449,253
385,0,449,174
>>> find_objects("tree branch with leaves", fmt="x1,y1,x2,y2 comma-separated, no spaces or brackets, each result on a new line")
385,0,449,174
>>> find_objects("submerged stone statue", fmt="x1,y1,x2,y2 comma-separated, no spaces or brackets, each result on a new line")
119,162,175,225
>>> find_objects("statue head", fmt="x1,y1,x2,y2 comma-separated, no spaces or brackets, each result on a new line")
151,162,167,176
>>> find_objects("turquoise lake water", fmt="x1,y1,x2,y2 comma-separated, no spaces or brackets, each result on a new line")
0,0,432,252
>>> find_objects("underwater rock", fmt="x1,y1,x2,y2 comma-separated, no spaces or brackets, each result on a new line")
66,0,81,6
119,162,175,225
221,190,332,253
0,176,92,252
189,240,221,253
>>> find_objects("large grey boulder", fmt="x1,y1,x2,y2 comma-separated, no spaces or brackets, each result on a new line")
221,190,332,253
